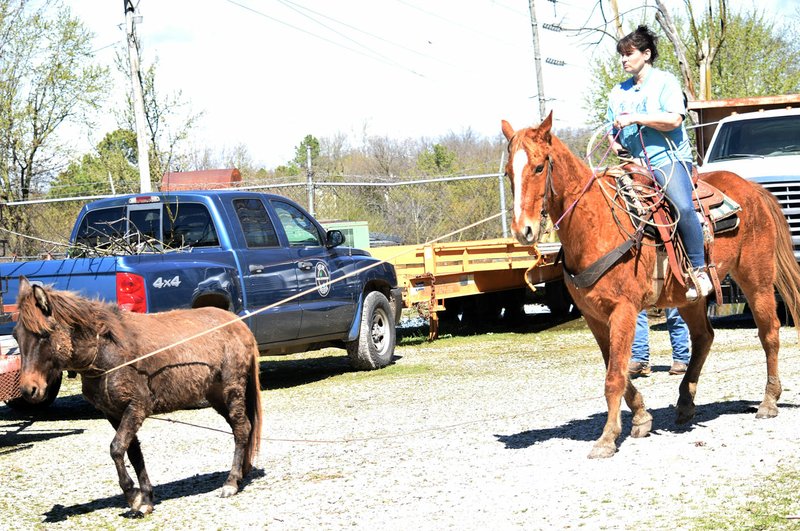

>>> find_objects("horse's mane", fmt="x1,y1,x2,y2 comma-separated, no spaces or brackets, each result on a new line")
18,286,124,343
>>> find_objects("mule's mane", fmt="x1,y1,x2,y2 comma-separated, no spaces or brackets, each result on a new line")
18,286,124,342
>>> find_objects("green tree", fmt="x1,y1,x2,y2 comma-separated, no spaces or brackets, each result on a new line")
417,144,456,176
49,129,139,198
0,0,109,255
711,10,800,98
293,134,321,170
274,163,301,177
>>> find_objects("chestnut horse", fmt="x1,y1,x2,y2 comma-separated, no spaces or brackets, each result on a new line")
502,113,800,458
14,277,262,515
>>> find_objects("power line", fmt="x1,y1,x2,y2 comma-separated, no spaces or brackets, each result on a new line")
394,0,519,48
223,0,424,77
276,0,453,68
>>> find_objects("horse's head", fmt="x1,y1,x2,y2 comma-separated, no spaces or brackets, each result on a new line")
502,112,555,246
14,277,77,403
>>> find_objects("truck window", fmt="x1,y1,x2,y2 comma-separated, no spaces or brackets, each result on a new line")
73,202,219,255
708,114,800,162
233,198,279,248
272,201,322,246
128,207,162,247
74,206,126,249
163,203,219,248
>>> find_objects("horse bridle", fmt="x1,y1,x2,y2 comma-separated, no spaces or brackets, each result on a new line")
533,154,556,242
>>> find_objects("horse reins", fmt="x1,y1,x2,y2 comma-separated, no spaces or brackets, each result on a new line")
539,127,631,238
536,128,651,288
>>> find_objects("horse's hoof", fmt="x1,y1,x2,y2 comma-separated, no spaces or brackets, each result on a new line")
756,405,778,419
219,485,239,498
587,444,616,459
675,405,695,425
631,419,652,438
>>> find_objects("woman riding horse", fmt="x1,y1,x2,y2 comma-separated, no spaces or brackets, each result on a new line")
606,25,712,300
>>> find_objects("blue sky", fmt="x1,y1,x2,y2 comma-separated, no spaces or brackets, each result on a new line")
68,0,794,170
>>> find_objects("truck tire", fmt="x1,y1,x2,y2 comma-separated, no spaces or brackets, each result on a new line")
6,372,62,412
346,291,396,370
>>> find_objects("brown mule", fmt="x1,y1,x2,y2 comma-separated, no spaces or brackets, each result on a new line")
14,277,263,515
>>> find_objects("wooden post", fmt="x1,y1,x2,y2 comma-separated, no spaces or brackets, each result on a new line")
528,0,546,121
124,0,152,193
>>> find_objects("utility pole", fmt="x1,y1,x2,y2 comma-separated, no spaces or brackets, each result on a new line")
306,145,314,216
528,0,546,121
124,0,152,193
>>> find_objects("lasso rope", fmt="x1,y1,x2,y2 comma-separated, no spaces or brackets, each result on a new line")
147,332,800,445
97,210,506,377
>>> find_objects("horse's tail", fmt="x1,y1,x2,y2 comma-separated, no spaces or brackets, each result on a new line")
759,185,800,332
243,341,263,476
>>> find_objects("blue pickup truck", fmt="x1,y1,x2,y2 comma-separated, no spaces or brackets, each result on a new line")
1,191,402,407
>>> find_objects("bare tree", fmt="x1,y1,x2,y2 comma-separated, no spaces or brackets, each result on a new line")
0,0,109,255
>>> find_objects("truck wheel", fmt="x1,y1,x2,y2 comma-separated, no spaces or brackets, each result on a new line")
6,372,62,412
346,291,396,370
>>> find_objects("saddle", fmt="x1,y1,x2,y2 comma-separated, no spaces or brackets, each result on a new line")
615,162,741,299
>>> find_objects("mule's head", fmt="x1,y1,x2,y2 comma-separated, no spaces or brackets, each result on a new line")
14,277,76,403
502,112,555,246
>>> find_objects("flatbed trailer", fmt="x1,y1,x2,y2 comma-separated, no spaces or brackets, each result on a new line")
369,238,564,338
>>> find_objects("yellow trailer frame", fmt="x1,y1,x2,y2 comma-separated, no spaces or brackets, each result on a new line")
370,238,563,339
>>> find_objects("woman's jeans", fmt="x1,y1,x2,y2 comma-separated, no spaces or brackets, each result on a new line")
631,308,690,364
651,161,706,269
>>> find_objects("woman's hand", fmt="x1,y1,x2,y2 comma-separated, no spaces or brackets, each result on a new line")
616,111,683,132
614,113,638,129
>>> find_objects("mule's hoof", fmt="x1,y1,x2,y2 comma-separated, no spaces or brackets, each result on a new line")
631,419,652,438
220,484,239,498
756,405,778,419
125,506,152,519
126,489,142,509
587,444,616,459
127,489,154,515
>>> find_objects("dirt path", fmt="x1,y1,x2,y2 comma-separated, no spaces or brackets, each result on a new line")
2,316,800,530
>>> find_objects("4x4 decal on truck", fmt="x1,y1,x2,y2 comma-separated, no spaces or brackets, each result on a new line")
153,275,182,288
315,262,331,297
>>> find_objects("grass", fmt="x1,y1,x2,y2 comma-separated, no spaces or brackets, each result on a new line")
692,466,800,530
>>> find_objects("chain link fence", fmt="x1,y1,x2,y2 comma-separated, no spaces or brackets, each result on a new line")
0,173,513,260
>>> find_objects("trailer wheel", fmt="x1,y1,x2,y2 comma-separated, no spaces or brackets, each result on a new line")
6,372,62,412
346,291,396,370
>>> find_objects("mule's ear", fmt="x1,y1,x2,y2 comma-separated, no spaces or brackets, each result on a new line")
32,284,52,316
18,276,32,297
501,120,515,141
540,111,554,143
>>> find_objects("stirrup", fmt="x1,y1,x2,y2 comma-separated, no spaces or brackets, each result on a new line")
686,267,712,300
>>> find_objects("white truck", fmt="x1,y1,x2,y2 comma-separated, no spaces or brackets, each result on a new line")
692,96,800,308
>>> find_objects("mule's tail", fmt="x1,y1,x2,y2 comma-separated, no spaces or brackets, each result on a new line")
759,186,800,332
243,342,263,476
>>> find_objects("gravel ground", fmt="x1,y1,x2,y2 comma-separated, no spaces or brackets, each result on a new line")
2,314,800,530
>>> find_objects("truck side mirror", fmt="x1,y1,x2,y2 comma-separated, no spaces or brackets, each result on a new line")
326,229,345,248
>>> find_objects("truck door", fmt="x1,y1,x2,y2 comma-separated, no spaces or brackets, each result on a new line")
270,200,356,337
231,197,301,344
